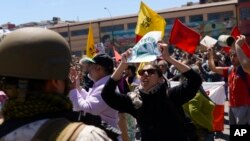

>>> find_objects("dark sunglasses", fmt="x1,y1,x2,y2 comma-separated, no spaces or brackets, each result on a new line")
138,69,157,76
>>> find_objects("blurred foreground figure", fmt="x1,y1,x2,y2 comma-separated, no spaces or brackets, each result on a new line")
0,27,111,141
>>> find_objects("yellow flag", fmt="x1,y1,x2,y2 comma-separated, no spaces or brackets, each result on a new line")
86,23,96,58
135,1,166,39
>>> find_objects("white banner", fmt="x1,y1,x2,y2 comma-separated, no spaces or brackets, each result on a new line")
170,81,226,105
127,31,162,63
200,35,217,48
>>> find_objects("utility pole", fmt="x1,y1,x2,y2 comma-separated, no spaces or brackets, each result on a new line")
104,7,114,44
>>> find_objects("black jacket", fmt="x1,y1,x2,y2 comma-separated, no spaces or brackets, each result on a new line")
101,69,202,141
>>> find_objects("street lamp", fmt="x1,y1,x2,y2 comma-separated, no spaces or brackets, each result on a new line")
104,7,114,44
67,23,72,52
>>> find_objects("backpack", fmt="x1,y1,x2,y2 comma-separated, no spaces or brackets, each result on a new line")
32,118,86,141
0,112,121,141
184,88,215,141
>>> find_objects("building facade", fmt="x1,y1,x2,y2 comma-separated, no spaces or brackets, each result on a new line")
49,0,249,57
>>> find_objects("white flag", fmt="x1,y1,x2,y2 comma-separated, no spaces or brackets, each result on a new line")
170,81,226,105
127,31,162,63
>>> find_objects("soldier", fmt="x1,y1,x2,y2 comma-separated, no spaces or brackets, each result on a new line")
0,27,111,140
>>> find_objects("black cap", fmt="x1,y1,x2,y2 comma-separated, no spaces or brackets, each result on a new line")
86,53,114,74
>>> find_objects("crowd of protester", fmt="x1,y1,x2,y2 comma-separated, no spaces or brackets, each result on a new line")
65,34,250,141
0,26,249,141
65,43,222,141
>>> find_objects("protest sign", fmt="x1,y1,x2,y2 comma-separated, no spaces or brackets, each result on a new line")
127,31,162,63
200,35,218,48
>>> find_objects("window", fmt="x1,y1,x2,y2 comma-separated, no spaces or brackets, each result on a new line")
165,18,175,25
240,7,250,20
101,24,124,33
189,15,203,22
165,17,185,25
127,22,137,29
178,17,185,23
101,26,112,33
71,29,88,36
112,24,124,31
208,11,233,21
59,32,68,38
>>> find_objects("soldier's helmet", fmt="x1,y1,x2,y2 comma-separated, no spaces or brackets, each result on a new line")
0,27,72,80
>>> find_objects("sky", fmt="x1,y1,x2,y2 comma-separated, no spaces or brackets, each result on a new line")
0,0,199,25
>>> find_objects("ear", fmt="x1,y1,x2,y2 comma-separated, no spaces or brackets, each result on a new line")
96,65,102,71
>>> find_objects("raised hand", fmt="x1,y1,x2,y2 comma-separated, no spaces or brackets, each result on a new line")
207,47,213,58
69,66,80,89
157,43,170,59
235,35,246,48
121,48,133,64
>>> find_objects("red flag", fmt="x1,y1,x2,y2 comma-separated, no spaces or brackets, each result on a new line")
231,26,242,38
135,35,142,43
231,26,250,57
113,46,121,62
169,19,201,54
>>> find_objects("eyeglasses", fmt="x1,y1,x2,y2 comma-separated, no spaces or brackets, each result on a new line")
138,69,157,76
